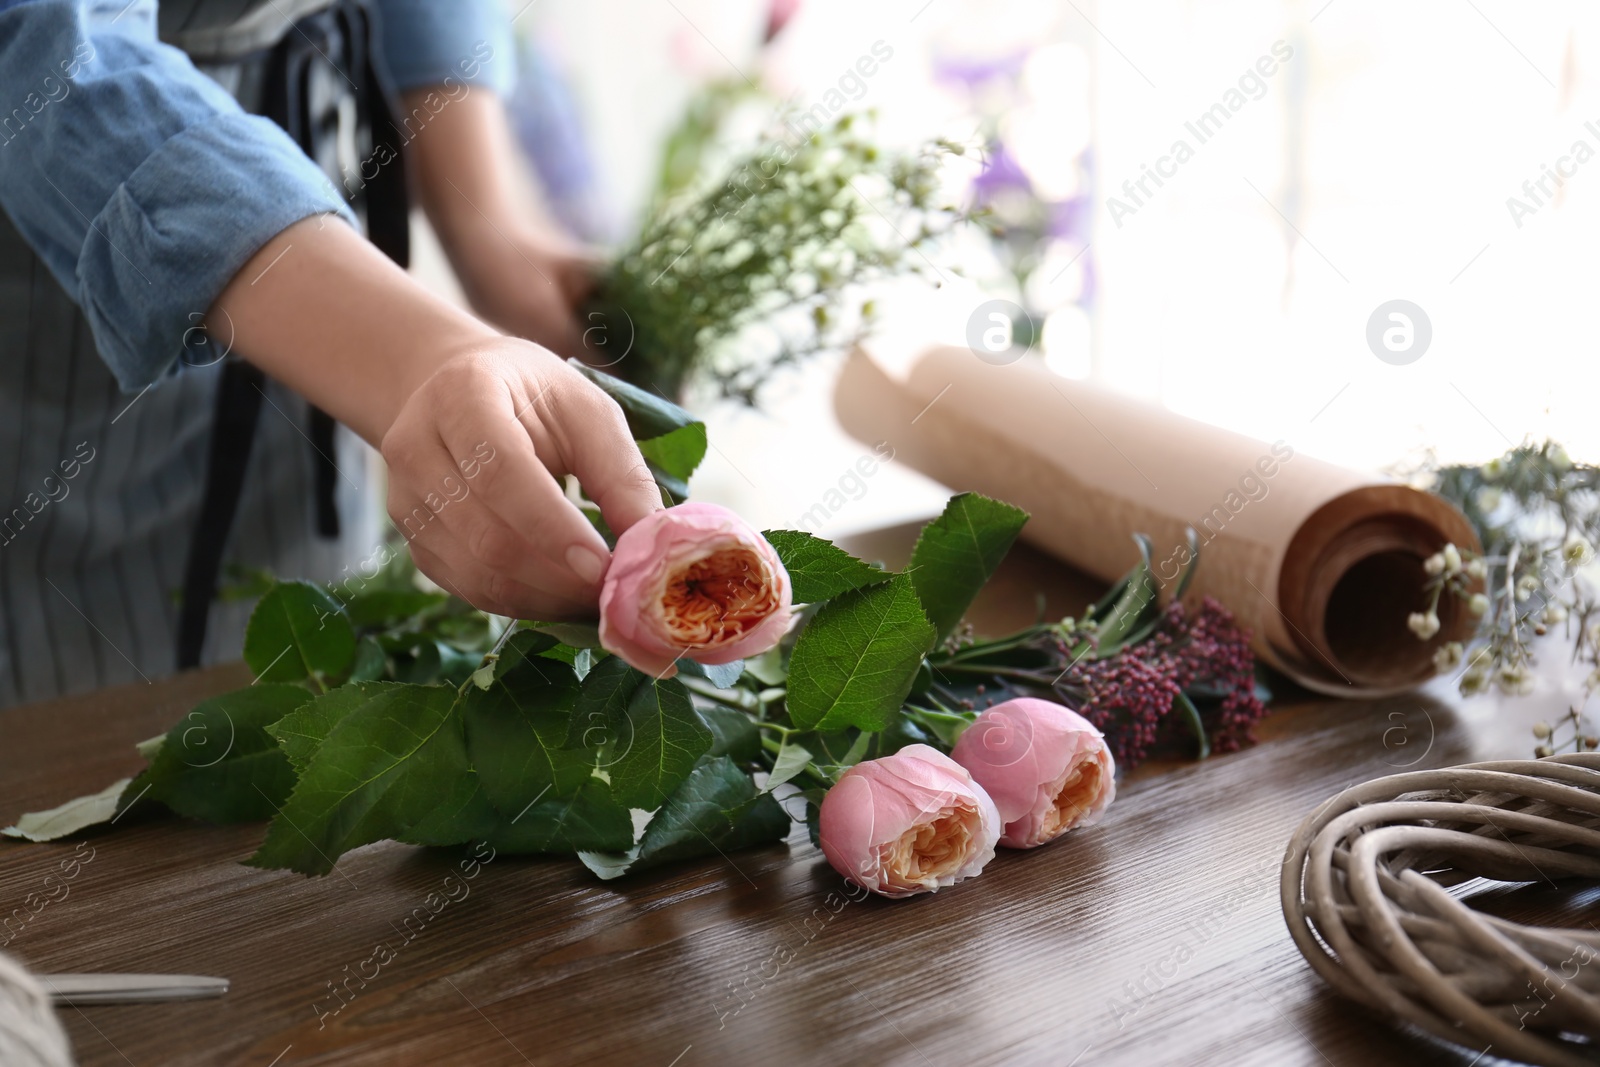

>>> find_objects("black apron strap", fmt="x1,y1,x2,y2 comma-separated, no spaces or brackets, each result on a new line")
177,0,409,670
175,361,266,667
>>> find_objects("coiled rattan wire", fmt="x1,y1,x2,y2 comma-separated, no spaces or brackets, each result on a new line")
1282,753,1600,1067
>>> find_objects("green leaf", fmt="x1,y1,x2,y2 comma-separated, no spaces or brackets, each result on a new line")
3,778,131,841
676,657,744,688
607,677,714,809
244,581,357,682
563,655,644,749
765,740,812,790
700,704,760,762
785,574,937,731
394,770,499,847
634,756,790,865
568,359,706,484
1173,527,1202,601
347,636,387,682
568,358,702,442
1174,689,1210,760
463,668,595,814
488,629,560,681
906,493,1028,641
637,424,708,484
248,685,471,875
268,682,390,774
762,530,890,603
579,756,789,879
342,589,448,629
1090,534,1163,655
528,621,604,649
482,780,635,854
128,684,313,823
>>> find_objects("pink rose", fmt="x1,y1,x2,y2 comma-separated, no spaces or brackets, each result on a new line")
950,697,1115,849
817,744,1000,898
599,502,793,678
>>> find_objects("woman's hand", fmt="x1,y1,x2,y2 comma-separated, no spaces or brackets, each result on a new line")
446,221,599,360
381,339,662,619
211,218,661,621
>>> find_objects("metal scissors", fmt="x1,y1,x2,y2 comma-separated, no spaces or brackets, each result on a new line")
39,974,229,1005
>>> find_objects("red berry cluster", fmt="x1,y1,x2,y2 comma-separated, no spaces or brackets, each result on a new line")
1071,597,1267,769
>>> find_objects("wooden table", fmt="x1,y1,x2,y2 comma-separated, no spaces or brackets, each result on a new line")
0,528,1561,1067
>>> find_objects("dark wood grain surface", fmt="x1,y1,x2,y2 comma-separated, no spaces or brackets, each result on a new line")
0,528,1560,1067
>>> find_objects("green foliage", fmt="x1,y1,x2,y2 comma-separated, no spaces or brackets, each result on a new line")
763,529,889,603
586,110,973,404
14,489,1086,882
249,684,469,875
906,493,1028,641
244,581,355,684
786,575,938,731
568,359,706,501
121,685,312,823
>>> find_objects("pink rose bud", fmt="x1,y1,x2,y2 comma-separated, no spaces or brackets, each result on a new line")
818,744,1000,898
950,697,1115,849
599,502,793,678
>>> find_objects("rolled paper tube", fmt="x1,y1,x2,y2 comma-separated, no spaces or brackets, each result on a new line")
833,346,1480,696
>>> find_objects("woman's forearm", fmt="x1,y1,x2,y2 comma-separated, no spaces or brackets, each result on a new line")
402,86,528,262
207,215,499,447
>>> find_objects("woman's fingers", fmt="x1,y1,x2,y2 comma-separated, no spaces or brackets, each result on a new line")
381,340,668,618
384,426,598,617
404,516,592,621
527,371,664,539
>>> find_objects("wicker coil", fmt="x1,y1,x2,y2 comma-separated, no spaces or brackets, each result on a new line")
1281,753,1600,1067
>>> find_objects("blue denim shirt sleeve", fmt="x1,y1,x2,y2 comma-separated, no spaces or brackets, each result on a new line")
373,0,516,97
0,0,356,392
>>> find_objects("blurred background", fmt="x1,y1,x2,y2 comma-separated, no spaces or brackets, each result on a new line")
416,0,1600,538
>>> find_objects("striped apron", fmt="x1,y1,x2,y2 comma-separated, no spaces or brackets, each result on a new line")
0,0,407,706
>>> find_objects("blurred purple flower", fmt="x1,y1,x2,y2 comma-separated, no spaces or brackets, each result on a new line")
1048,196,1090,241
931,50,1028,90
973,142,1033,203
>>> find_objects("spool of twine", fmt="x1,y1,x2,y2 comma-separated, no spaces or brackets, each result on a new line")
0,951,73,1067
1281,753,1600,1067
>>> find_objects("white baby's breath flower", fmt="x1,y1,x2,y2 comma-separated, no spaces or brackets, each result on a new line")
1517,575,1540,601
1469,593,1490,617
1533,721,1552,740
1407,611,1441,640
1543,604,1568,625
1475,486,1503,513
1423,553,1446,577
1432,641,1463,672
1563,536,1592,568
1495,663,1534,696
1483,458,1505,480
1442,543,1462,575
1460,666,1490,696
1549,443,1572,472
1465,557,1488,580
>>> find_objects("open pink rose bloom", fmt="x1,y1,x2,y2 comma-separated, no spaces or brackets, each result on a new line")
818,744,1001,898
598,502,793,678
951,697,1115,849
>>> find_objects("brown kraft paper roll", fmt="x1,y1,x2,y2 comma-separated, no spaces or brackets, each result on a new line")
833,345,1480,697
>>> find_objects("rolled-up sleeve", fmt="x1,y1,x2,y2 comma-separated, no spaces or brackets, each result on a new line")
374,0,515,98
0,0,356,392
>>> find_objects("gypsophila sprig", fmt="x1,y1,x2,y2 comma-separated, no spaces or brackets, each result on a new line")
1402,441,1600,754
587,112,976,404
